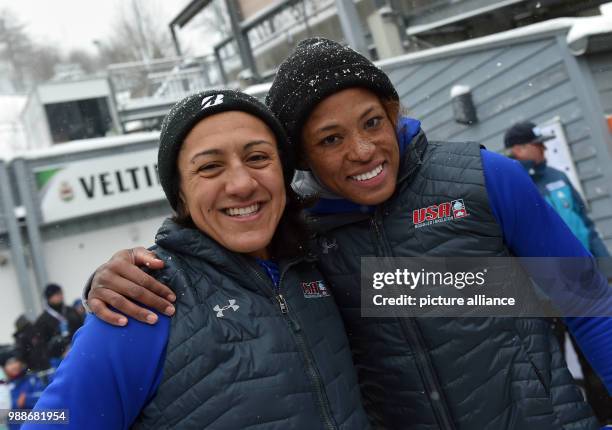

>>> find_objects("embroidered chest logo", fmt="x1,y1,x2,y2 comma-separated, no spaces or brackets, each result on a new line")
301,280,330,299
201,93,224,110
412,199,469,228
213,299,239,317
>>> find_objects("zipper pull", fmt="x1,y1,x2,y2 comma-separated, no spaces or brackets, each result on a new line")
276,294,288,314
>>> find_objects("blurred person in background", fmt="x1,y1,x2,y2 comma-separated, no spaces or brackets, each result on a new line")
0,347,12,429
34,284,83,369
71,299,85,319
504,121,609,258
0,370,10,430
1,354,45,430
12,316,46,373
505,121,612,423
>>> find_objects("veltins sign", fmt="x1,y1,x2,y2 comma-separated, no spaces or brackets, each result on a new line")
34,148,164,224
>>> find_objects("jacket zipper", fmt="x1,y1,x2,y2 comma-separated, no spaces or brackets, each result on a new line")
370,210,456,430
245,261,338,430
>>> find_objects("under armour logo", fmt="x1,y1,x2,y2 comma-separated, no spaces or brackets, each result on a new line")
321,238,337,254
213,299,239,317
201,94,224,110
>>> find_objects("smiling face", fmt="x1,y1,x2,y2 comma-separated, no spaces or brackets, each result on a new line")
177,111,286,259
301,87,400,205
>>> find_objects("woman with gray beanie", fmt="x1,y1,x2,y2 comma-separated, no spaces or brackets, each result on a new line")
25,90,369,430
86,39,611,429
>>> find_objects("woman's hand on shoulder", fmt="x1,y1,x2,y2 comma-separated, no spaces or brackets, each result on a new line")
88,247,176,326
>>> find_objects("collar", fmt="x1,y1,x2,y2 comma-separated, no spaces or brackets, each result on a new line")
155,219,307,292
396,129,428,184
44,304,67,322
518,159,547,177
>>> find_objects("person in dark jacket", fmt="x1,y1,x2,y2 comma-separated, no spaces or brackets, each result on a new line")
12,316,47,372
26,90,369,430
84,40,611,429
504,121,610,258
33,284,83,369
505,120,612,424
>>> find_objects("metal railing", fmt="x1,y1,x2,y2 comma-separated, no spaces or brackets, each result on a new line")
213,0,338,82
107,55,231,112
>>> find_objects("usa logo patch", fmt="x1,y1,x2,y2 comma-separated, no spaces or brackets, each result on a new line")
301,280,330,298
413,199,469,228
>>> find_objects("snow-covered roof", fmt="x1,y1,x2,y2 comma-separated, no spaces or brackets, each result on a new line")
379,13,612,70
0,124,27,160
10,132,160,162
380,18,576,69
566,3,612,55
450,84,471,98
0,95,27,124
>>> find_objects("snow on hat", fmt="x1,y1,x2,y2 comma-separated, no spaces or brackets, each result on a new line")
504,121,554,148
158,90,293,210
266,37,399,145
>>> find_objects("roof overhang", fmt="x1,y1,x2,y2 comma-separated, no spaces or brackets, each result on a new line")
566,3,612,55
406,0,527,36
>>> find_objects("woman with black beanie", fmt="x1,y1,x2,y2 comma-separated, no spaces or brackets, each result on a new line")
25,90,369,430
85,39,611,429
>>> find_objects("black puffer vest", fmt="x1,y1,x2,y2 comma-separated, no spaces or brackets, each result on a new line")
308,131,597,429
133,219,371,429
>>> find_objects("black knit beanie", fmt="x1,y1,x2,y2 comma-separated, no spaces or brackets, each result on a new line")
266,37,399,145
44,283,62,299
158,90,294,210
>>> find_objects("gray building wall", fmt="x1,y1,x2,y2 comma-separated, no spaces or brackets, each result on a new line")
588,52,612,116
381,26,612,250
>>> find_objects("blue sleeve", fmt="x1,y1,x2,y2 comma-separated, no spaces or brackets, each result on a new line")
10,377,45,410
481,149,612,394
22,313,169,430
25,378,46,409
481,150,591,258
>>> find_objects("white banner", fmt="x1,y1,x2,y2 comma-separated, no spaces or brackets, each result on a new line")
538,117,586,202
34,148,165,224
